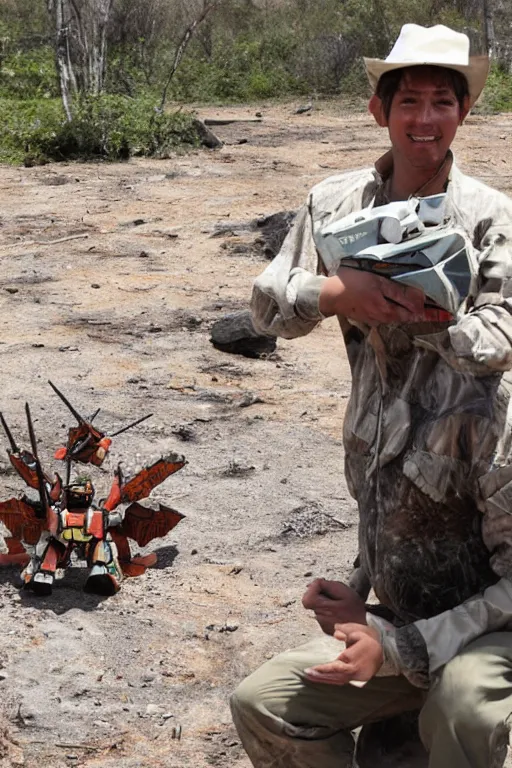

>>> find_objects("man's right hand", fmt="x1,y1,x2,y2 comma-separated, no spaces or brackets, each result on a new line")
319,267,426,326
302,578,367,635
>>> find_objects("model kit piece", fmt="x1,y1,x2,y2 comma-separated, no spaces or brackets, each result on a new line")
0,382,186,596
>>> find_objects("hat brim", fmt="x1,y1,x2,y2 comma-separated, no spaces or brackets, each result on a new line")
363,56,490,107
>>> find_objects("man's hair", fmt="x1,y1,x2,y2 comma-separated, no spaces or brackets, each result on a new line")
376,65,470,119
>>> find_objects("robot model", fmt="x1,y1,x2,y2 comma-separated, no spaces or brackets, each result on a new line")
315,194,477,317
0,381,186,596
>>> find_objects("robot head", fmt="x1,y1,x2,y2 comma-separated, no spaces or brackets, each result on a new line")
66,478,94,508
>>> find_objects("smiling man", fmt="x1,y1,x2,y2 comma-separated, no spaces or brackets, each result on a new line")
230,24,512,768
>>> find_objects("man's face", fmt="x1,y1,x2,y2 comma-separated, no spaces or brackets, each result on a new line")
374,68,467,171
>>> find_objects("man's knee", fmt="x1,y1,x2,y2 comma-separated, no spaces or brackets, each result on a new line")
420,652,493,739
231,673,262,721
230,660,289,727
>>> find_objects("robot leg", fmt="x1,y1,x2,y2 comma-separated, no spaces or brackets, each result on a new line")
84,533,123,596
22,532,66,596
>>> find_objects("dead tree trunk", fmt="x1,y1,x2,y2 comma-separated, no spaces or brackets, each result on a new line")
482,0,496,57
47,0,75,121
69,0,114,94
48,0,114,119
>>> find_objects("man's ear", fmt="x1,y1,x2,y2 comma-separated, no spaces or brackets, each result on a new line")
459,95,470,125
369,94,387,127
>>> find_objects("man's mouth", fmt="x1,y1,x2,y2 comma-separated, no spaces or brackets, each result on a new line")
408,135,438,143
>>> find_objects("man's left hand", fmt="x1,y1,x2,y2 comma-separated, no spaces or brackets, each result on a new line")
304,623,383,686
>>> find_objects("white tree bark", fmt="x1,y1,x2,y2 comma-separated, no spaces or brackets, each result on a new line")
47,0,75,120
483,0,496,57
48,0,114,118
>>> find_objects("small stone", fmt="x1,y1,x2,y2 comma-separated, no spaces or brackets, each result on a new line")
5,288,18,294
91,283,101,289
215,623,239,633
146,703,164,716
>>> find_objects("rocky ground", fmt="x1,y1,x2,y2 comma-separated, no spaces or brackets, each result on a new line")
0,101,511,767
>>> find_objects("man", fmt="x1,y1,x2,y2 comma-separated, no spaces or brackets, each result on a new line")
230,24,512,768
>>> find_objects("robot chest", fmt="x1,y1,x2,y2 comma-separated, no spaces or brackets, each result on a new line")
59,508,104,541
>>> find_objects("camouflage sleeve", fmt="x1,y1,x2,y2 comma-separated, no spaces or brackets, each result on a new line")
415,189,512,375
250,168,375,339
250,200,327,339
368,579,512,688
447,205,512,371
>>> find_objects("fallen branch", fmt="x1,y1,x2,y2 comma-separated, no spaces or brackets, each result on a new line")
36,233,90,245
203,118,263,126
22,740,102,751
321,511,351,529
3,233,90,253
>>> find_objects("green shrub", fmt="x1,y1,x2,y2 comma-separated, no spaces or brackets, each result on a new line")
0,94,200,164
0,46,58,99
169,32,307,103
479,62,512,114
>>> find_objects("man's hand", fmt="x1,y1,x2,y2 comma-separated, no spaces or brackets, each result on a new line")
319,267,426,326
304,623,384,686
302,579,367,635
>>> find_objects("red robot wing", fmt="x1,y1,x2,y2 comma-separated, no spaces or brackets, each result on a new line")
0,498,43,545
119,502,185,547
9,452,39,489
119,454,186,504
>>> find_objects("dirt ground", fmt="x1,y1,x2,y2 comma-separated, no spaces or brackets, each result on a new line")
0,101,511,768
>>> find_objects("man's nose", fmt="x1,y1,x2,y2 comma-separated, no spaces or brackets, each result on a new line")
414,102,435,124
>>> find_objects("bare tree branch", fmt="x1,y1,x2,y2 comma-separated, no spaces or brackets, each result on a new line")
159,0,222,111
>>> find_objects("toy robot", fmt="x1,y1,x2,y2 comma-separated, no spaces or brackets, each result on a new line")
0,381,186,596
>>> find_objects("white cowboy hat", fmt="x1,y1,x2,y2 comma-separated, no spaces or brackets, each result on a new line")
364,24,489,107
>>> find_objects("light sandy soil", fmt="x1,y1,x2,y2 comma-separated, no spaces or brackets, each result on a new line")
0,101,511,767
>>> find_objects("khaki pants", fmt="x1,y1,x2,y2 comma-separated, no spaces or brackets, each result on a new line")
231,633,512,768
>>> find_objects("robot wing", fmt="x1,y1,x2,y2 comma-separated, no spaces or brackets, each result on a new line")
118,502,185,547
120,454,187,504
0,497,44,545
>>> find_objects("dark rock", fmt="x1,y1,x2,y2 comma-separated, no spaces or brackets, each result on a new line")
295,103,313,114
210,310,276,359
253,210,296,259
193,119,223,149
41,175,70,186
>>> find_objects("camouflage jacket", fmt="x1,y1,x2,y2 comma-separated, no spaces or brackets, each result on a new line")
251,151,512,687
